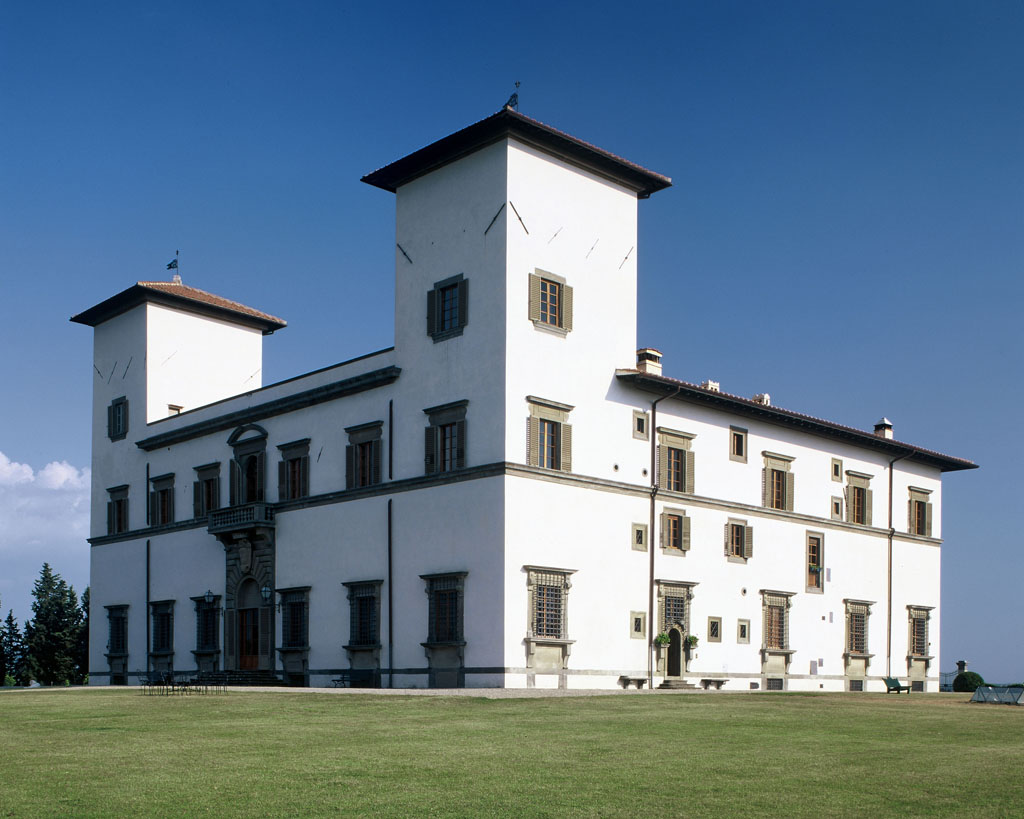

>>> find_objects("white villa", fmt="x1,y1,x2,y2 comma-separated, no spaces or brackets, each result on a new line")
74,107,975,691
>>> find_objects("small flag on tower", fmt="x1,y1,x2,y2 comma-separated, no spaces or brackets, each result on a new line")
166,258,178,270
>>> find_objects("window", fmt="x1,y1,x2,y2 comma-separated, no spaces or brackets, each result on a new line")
344,581,382,647
806,532,824,592
424,400,468,475
908,607,931,657
845,600,871,655
107,396,129,441
762,452,794,511
631,523,648,552
658,583,693,634
831,496,843,521
762,592,792,651
526,397,573,472
630,611,647,640
280,589,309,649
277,439,310,500
106,606,128,655
192,463,220,518
657,428,695,493
346,422,383,489
730,426,747,463
150,601,174,655
528,270,573,334
831,458,843,482
724,519,753,562
526,567,573,640
228,425,268,505
660,509,691,553
426,274,468,341
907,488,933,536
845,472,873,525
423,573,466,643
149,474,175,526
106,485,129,535
194,596,220,653
632,410,649,441
708,617,722,642
737,619,750,644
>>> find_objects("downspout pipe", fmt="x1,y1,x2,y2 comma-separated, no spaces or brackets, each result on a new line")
886,449,914,677
648,385,683,688
387,498,394,689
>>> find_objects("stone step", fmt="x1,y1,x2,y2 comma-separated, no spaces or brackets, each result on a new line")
657,679,699,690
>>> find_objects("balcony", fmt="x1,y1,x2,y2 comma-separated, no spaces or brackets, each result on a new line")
208,503,276,536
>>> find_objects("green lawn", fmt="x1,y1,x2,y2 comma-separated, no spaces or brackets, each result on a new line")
1,689,1021,817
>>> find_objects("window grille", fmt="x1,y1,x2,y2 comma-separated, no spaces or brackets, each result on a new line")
909,608,929,655
526,569,572,641
425,574,465,643
195,599,219,652
763,593,789,650
847,609,867,654
107,607,127,655
150,603,173,653
766,678,784,691
348,583,380,646
662,592,689,633
850,679,864,692
282,591,308,648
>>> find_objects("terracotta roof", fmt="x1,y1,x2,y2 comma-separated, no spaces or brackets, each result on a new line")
362,107,672,198
71,280,287,335
616,370,977,473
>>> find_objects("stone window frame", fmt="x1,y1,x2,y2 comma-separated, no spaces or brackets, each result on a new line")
192,462,221,519
105,605,128,657
761,590,794,654
762,451,795,512
426,273,469,342
528,269,573,336
343,580,383,649
227,424,268,505
907,606,933,660
526,396,573,472
737,619,751,644
660,506,691,555
830,496,843,521
657,427,696,494
806,531,824,593
192,594,220,654
150,600,174,656
424,400,468,475
724,517,754,563
277,439,311,501
630,611,647,640
631,522,648,552
106,484,129,535
279,586,310,649
831,458,843,482
729,426,748,463
107,396,129,441
632,410,650,441
707,616,723,643
657,581,696,636
525,566,575,641
345,422,383,489
907,487,933,537
845,471,874,526
149,473,175,527
844,599,874,658
422,572,467,646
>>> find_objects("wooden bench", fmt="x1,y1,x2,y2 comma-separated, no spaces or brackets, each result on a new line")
884,676,911,694
618,676,648,689
700,678,729,690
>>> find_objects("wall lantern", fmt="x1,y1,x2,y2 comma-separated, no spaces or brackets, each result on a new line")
204,590,215,605
260,585,273,606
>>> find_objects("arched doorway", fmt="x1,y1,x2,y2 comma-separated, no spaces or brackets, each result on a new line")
667,628,683,677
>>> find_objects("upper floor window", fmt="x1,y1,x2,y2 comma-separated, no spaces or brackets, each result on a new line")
107,396,129,441
277,439,310,501
632,410,649,441
427,274,468,341
424,400,468,475
192,463,220,518
529,270,573,335
106,484,129,535
907,487,933,536
227,425,268,505
526,396,573,473
346,422,382,489
724,519,753,562
730,426,747,463
149,474,175,526
657,428,695,494
806,532,824,592
845,472,873,526
762,452,794,512
660,508,691,553
423,572,467,644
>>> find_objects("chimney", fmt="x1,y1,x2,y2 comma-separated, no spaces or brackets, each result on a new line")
874,417,893,439
752,393,771,406
956,660,968,674
636,348,662,376
700,380,720,393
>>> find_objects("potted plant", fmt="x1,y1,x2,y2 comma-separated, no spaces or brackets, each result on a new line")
654,632,671,647
685,634,698,649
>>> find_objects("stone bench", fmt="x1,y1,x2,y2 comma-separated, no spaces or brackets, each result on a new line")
618,675,648,689
700,678,729,690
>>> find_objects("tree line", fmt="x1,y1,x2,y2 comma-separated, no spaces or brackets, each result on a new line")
1,563,88,686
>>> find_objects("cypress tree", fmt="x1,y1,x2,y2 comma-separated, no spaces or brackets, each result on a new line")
24,563,82,685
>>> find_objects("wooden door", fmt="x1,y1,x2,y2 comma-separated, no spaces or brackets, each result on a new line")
667,629,682,677
239,608,259,670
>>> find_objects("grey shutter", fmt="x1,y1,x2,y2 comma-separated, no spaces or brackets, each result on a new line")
278,460,287,500
229,460,239,505
299,456,309,497
762,468,769,507
908,499,914,533
193,482,202,518
562,283,573,331
212,477,220,510
424,426,436,475
785,472,795,511
681,515,691,551
527,417,539,466
107,404,114,439
864,489,873,526
457,278,468,328
149,492,156,525
684,451,695,494
123,399,129,434
107,501,114,535
371,439,382,485
168,489,175,523
426,287,437,335
660,513,667,548
658,445,668,489
528,274,541,322
255,452,265,501
845,488,854,523
225,609,236,669
925,502,932,537
559,423,572,472
455,419,466,468
259,606,273,658
743,526,754,559
345,445,355,488
723,523,730,556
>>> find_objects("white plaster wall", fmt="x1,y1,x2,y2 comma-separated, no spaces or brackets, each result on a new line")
88,537,147,682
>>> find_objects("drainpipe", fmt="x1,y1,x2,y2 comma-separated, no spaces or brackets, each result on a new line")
648,385,682,687
387,498,393,689
145,539,151,677
886,450,913,677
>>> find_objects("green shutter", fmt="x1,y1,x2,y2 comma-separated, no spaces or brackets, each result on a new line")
193,482,202,518
785,472,795,511
424,426,436,475
744,526,754,559
684,450,695,494
527,417,539,466
426,287,437,335
455,419,466,468
457,279,468,328
925,502,932,537
562,283,573,331
681,515,691,551
560,423,572,472
864,489,873,526
528,274,541,322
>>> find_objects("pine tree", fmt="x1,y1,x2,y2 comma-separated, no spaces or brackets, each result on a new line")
1,609,26,686
24,563,82,685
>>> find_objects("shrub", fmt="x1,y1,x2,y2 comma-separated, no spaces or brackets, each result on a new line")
3,674,15,687
953,671,985,692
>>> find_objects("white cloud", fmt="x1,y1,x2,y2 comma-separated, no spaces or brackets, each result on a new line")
0,451,90,628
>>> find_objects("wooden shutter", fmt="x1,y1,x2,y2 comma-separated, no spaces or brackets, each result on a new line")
168,489,175,524
254,452,265,501
762,468,769,507
528,274,541,322
681,516,691,551
107,404,114,439
527,417,539,466
299,456,309,497
845,487,854,523
123,399,129,434
723,523,730,556
559,423,572,472
193,482,202,518
229,460,239,505
278,460,287,500
149,491,157,525
660,513,668,548
743,526,754,559
424,426,436,475
457,278,468,328
426,287,437,335
455,419,466,468
562,284,573,331
107,501,114,535
658,445,668,489
345,445,355,488
785,472,795,511
684,451,695,494
259,606,273,658
908,499,914,533
371,439,382,485
864,490,873,526
925,502,932,537
224,609,236,669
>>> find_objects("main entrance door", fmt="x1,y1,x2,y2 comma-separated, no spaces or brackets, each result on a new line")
667,629,682,677
239,608,259,670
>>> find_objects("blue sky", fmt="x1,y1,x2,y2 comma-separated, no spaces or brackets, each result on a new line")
1,2,1020,681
